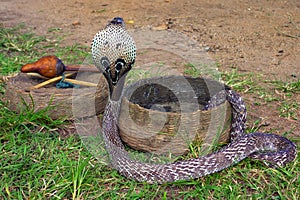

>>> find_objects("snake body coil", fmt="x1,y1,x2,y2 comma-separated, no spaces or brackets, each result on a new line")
91,17,297,183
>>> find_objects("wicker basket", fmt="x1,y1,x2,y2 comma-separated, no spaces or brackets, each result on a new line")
119,76,232,155
3,72,108,119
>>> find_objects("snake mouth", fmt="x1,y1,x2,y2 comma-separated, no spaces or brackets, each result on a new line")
108,58,127,85
100,55,133,92
103,59,134,100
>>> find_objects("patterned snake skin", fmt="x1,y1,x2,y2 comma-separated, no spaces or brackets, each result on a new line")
91,17,297,183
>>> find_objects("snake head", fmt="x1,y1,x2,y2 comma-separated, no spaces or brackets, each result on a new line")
91,17,136,98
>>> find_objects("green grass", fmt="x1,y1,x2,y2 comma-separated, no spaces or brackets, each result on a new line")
0,23,90,75
279,101,299,120
272,79,300,120
184,63,202,77
221,69,259,93
184,63,221,80
0,24,44,52
222,70,300,121
0,24,299,199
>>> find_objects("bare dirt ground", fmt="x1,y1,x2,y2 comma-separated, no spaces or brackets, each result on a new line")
1,0,299,137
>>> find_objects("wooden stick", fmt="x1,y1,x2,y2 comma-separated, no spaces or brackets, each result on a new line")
64,78,98,87
26,73,49,80
29,73,75,90
27,73,97,87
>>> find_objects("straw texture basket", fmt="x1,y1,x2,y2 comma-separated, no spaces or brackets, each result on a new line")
119,76,232,155
3,72,108,119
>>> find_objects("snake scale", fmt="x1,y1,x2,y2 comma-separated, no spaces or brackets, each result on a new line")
91,17,297,183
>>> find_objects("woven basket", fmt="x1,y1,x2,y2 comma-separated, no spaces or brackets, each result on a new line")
3,72,108,119
119,76,232,155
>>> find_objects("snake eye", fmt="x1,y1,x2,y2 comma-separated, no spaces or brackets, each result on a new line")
100,56,110,70
115,59,125,71
115,58,126,72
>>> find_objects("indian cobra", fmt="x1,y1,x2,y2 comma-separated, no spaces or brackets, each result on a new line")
91,17,297,183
